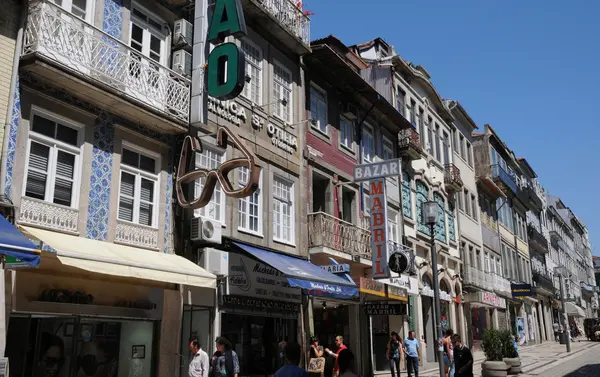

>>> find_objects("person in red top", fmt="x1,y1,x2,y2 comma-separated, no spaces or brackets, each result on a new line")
325,336,347,377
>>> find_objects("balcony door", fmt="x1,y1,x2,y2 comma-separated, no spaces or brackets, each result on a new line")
128,4,168,109
48,0,94,72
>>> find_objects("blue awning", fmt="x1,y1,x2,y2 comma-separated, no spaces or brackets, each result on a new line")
0,216,40,266
233,242,358,299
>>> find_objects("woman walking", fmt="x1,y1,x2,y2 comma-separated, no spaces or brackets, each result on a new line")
386,332,403,377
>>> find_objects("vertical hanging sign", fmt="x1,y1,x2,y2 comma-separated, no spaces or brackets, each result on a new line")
206,0,247,99
369,179,390,278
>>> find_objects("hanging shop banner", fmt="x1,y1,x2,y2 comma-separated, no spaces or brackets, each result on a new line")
511,283,533,299
320,264,351,274
379,275,419,296
364,302,407,316
359,277,386,297
369,179,390,278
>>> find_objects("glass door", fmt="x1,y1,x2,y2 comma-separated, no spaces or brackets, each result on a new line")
180,307,212,377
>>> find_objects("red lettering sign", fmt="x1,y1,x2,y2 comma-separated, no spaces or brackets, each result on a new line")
369,178,389,279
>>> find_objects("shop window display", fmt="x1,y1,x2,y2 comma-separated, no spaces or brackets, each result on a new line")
6,316,154,377
371,315,390,372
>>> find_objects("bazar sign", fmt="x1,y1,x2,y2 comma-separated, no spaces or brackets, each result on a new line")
364,302,407,316
480,291,506,309
353,159,401,182
369,179,390,278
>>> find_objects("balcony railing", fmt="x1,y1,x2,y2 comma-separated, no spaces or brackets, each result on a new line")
464,266,494,291
397,128,423,160
493,273,512,296
524,185,543,209
23,1,191,123
115,220,159,250
533,270,555,294
255,0,310,44
308,212,371,260
444,163,463,193
18,196,79,234
491,164,517,194
528,224,549,252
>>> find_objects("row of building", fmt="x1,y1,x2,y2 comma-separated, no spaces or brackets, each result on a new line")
0,1,596,377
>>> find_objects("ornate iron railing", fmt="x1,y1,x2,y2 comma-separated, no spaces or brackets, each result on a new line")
256,0,310,44
398,128,423,159
115,220,159,250
444,163,463,190
23,1,190,123
491,164,517,194
493,273,512,296
307,212,371,259
19,196,79,234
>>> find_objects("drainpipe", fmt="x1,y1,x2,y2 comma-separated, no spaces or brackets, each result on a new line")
0,2,26,197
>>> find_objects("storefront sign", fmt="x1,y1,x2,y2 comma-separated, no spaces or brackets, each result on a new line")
266,123,298,154
228,253,301,303
353,159,401,182
387,285,408,301
379,275,419,296
421,286,452,302
369,179,390,278
320,264,351,274
480,291,506,309
511,283,533,298
359,277,386,297
208,97,248,125
221,295,299,313
439,291,452,302
364,302,407,316
206,0,247,99
176,126,262,209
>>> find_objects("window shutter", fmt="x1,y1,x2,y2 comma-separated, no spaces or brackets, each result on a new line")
118,173,135,222
53,151,75,206
26,142,50,199
139,178,154,226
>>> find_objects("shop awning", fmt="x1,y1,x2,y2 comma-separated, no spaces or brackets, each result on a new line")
20,226,216,288
0,216,40,266
233,242,358,299
566,302,586,318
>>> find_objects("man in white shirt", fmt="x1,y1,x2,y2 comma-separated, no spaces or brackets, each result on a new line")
189,337,209,377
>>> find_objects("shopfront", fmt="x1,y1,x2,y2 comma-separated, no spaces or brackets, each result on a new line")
465,291,506,346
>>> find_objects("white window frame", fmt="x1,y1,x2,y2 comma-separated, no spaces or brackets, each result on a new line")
362,123,375,163
382,135,396,183
387,208,399,244
117,142,161,228
272,175,295,245
272,60,293,123
240,38,263,106
339,116,354,151
129,3,168,66
194,143,226,224
22,107,84,209
310,83,328,134
51,0,95,22
238,168,263,236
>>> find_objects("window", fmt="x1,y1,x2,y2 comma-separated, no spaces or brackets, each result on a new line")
118,147,158,226
416,180,430,235
459,134,465,159
273,62,292,122
401,170,412,218
195,145,225,222
426,117,434,156
387,209,399,243
241,39,262,105
442,131,450,165
382,137,394,160
340,117,354,150
130,6,166,67
418,111,426,150
362,124,375,163
466,141,473,167
408,100,416,126
52,0,91,20
435,124,441,162
471,194,478,222
485,253,490,273
457,190,464,211
24,114,81,208
396,88,405,117
310,85,327,134
464,189,471,217
448,200,456,242
238,167,262,234
434,192,446,242
273,177,294,243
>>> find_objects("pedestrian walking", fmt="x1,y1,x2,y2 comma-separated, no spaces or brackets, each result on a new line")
309,337,324,359
403,331,421,377
274,342,308,377
325,335,347,377
337,349,358,377
442,329,454,377
278,337,289,369
451,335,473,377
510,335,519,357
212,337,239,377
386,331,403,377
189,337,209,377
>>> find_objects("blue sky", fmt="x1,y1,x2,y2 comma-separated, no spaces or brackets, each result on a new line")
304,0,600,255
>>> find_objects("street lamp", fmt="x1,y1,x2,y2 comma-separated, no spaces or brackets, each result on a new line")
423,201,445,377
554,266,571,352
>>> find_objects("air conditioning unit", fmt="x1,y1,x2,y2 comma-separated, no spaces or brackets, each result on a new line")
190,217,222,244
342,103,358,120
172,49,192,77
199,247,228,276
0,358,8,377
173,19,193,48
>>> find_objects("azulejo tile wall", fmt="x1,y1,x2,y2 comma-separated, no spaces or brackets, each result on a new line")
103,0,123,39
4,76,20,198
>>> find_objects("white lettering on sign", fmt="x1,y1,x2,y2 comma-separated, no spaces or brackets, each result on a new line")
208,97,248,125
369,179,390,279
266,123,298,154
353,159,401,182
320,264,351,274
480,291,506,309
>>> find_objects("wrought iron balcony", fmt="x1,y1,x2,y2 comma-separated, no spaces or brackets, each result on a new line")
308,212,371,260
444,163,463,193
18,196,79,234
493,273,512,296
491,164,517,194
22,1,190,133
524,185,543,210
528,225,549,253
243,0,311,55
397,128,424,161
463,266,494,291
115,220,159,250
533,270,555,294
581,282,596,296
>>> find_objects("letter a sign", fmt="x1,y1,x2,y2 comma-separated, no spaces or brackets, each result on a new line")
369,178,390,279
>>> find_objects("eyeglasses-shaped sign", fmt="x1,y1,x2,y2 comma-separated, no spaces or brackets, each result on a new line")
176,126,262,209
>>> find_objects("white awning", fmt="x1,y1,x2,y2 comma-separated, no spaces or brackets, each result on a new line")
20,226,216,289
565,302,586,318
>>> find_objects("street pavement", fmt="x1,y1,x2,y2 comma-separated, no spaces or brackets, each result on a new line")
414,340,600,377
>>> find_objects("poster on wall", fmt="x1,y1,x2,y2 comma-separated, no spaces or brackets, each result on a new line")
528,314,535,341
517,317,526,345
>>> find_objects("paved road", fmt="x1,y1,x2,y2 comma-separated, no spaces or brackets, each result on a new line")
416,340,600,377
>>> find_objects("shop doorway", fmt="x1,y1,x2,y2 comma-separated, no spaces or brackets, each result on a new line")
180,306,212,377
6,315,155,377
421,275,435,362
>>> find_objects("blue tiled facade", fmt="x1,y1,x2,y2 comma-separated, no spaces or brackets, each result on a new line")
416,180,430,235
103,0,123,38
164,165,173,253
434,193,446,243
447,201,456,242
401,170,412,219
4,77,20,198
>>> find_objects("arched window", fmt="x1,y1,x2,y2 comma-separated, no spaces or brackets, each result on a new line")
416,180,430,235
402,170,412,218
434,192,447,243
447,199,456,242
